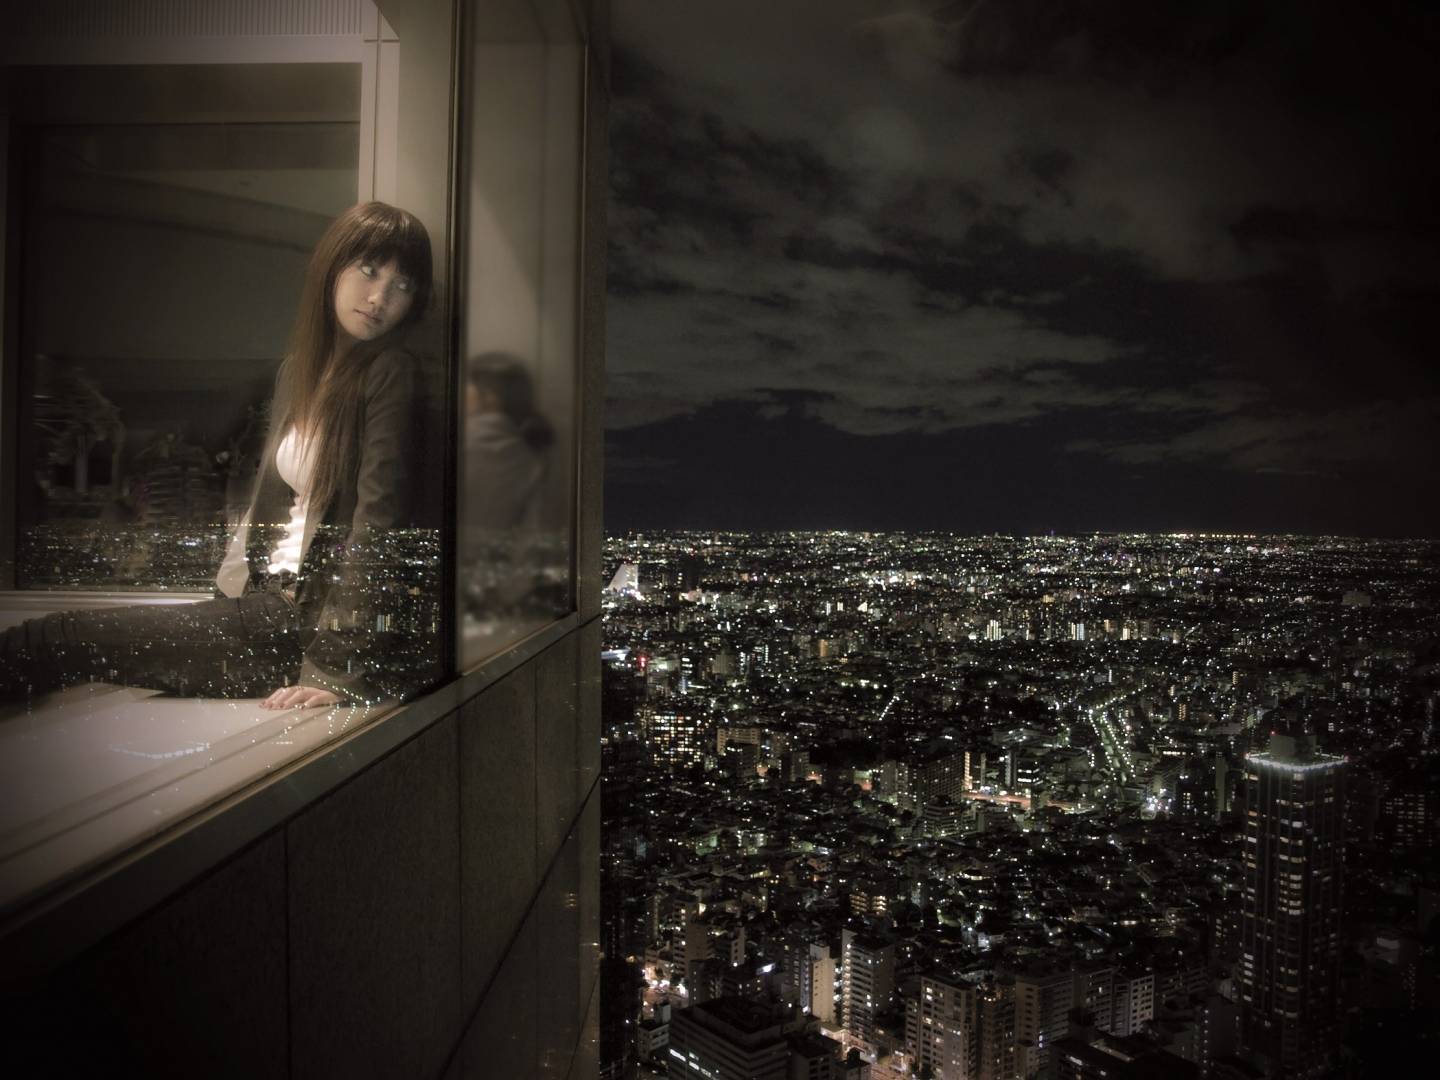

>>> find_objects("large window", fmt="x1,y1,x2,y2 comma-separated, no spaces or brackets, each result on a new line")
0,0,587,915
457,0,584,668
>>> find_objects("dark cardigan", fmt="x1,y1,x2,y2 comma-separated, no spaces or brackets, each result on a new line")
216,348,420,702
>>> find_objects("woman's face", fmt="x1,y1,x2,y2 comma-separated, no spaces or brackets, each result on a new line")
333,257,415,348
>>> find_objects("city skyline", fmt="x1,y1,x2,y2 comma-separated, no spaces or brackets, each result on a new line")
605,1,1440,537
598,528,1437,1078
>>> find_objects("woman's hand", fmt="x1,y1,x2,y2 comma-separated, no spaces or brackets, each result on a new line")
261,685,342,710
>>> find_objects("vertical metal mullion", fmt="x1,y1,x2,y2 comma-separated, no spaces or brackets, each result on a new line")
571,42,590,617
0,117,24,591
440,0,467,687
357,10,379,203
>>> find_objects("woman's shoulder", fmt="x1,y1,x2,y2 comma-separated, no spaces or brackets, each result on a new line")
362,346,421,395
368,344,419,374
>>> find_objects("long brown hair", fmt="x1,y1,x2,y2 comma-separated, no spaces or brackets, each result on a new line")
273,201,433,516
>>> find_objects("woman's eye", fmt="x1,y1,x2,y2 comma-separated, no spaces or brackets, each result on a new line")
359,263,375,277
396,279,412,292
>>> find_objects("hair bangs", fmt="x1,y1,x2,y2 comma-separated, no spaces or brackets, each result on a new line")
347,208,433,321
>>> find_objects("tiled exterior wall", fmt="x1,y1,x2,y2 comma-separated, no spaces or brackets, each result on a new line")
5,620,601,1079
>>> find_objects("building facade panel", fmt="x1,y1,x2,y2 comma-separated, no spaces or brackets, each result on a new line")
578,781,603,1015
461,892,540,1079
571,976,603,1080
459,665,540,1005
286,711,464,1079
9,830,288,1076
539,795,588,1076
537,626,585,860
579,617,603,798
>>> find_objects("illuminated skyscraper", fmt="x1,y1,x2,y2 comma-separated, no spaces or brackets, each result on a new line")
1238,732,1345,1078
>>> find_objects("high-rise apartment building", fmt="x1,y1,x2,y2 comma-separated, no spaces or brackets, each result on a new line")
1012,966,1074,1079
1073,966,1117,1035
1238,732,1345,1078
1109,970,1156,1037
1378,771,1435,853
679,910,716,992
1176,758,1217,819
974,979,1019,1080
964,748,988,791
842,929,897,1054
883,750,968,813
908,974,966,1079
783,937,837,1025
809,943,840,1025
922,799,970,838
906,972,1015,1080
915,752,968,808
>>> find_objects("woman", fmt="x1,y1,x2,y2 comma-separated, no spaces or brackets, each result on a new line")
1,201,435,708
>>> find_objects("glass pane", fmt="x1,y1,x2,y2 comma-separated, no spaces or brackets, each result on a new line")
16,122,358,590
458,0,583,668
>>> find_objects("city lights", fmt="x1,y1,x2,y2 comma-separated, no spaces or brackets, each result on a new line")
601,530,1437,1079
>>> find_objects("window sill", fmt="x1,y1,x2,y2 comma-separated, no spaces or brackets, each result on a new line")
0,590,385,915
0,681,394,916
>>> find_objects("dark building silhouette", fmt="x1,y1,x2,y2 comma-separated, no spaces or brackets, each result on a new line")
1053,1032,1199,1080
667,997,815,1080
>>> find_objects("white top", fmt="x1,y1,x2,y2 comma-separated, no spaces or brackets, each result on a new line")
266,426,315,575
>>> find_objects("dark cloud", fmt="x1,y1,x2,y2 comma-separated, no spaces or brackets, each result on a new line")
607,1,1440,533
931,0,1261,84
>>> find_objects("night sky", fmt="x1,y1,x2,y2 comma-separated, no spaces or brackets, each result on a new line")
604,0,1440,536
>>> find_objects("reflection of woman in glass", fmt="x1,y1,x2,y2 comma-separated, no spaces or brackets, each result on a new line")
1,202,434,708
460,355,552,619
463,354,552,528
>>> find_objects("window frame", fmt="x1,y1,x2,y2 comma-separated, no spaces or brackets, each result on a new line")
0,0,597,959
451,0,589,673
